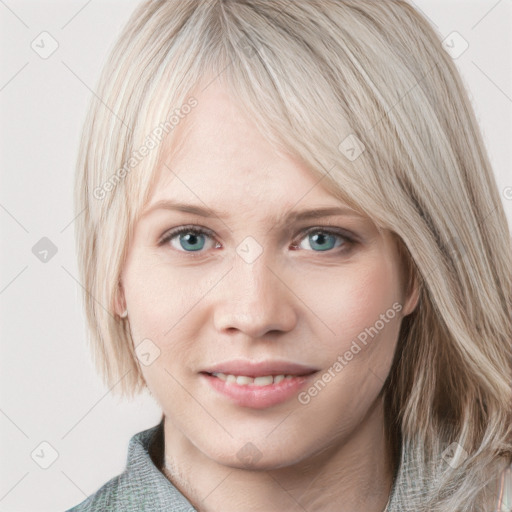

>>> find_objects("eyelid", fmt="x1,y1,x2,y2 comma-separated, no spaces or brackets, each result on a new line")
299,225,357,243
158,224,214,244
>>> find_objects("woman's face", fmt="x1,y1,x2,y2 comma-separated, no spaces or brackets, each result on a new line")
118,82,419,469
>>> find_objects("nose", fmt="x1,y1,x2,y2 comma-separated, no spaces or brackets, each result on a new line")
212,250,298,339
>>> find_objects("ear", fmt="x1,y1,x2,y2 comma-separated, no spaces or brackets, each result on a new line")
402,269,421,317
113,280,127,318
393,235,421,317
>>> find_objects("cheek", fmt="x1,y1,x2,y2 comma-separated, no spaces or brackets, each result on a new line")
123,254,215,336
293,259,404,427
121,256,218,380
304,255,404,350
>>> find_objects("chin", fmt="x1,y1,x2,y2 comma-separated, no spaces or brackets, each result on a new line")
202,437,309,472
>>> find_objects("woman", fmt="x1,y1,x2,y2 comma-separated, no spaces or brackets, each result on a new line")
67,0,512,511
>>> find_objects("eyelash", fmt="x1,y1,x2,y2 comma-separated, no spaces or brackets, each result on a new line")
158,225,357,256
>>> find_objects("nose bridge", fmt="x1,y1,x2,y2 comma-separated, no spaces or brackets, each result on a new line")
236,244,276,302
213,240,296,337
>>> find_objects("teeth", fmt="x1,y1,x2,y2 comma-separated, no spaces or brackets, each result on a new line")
211,372,296,385
253,376,274,386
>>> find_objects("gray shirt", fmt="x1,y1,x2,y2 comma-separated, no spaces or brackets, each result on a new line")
65,420,198,512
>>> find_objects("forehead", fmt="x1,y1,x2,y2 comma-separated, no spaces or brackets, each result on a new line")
146,81,361,217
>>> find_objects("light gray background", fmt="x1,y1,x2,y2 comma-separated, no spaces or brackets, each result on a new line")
0,1,511,511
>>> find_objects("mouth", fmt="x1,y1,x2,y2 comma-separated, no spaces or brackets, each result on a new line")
199,368,320,409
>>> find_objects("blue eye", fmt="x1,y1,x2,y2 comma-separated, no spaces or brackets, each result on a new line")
159,226,355,254
161,227,216,252
298,230,345,252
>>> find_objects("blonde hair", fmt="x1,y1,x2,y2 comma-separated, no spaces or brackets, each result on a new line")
74,1,512,510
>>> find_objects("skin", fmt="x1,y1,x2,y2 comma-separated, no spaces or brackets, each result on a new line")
116,80,420,512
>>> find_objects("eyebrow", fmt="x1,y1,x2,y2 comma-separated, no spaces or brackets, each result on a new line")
142,200,364,224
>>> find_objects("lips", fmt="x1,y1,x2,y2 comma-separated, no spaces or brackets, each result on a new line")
200,359,319,378
201,369,318,409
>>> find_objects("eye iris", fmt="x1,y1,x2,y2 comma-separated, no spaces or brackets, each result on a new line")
310,232,336,251
180,232,205,251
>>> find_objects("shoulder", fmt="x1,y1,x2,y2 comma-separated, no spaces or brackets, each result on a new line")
65,421,197,512
65,471,139,512
65,469,167,511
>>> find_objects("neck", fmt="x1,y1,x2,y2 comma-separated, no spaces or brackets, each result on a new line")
162,397,394,512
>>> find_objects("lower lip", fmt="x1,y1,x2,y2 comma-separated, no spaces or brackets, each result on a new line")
201,373,316,409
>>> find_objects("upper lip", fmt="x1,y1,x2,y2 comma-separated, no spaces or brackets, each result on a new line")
201,359,320,377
